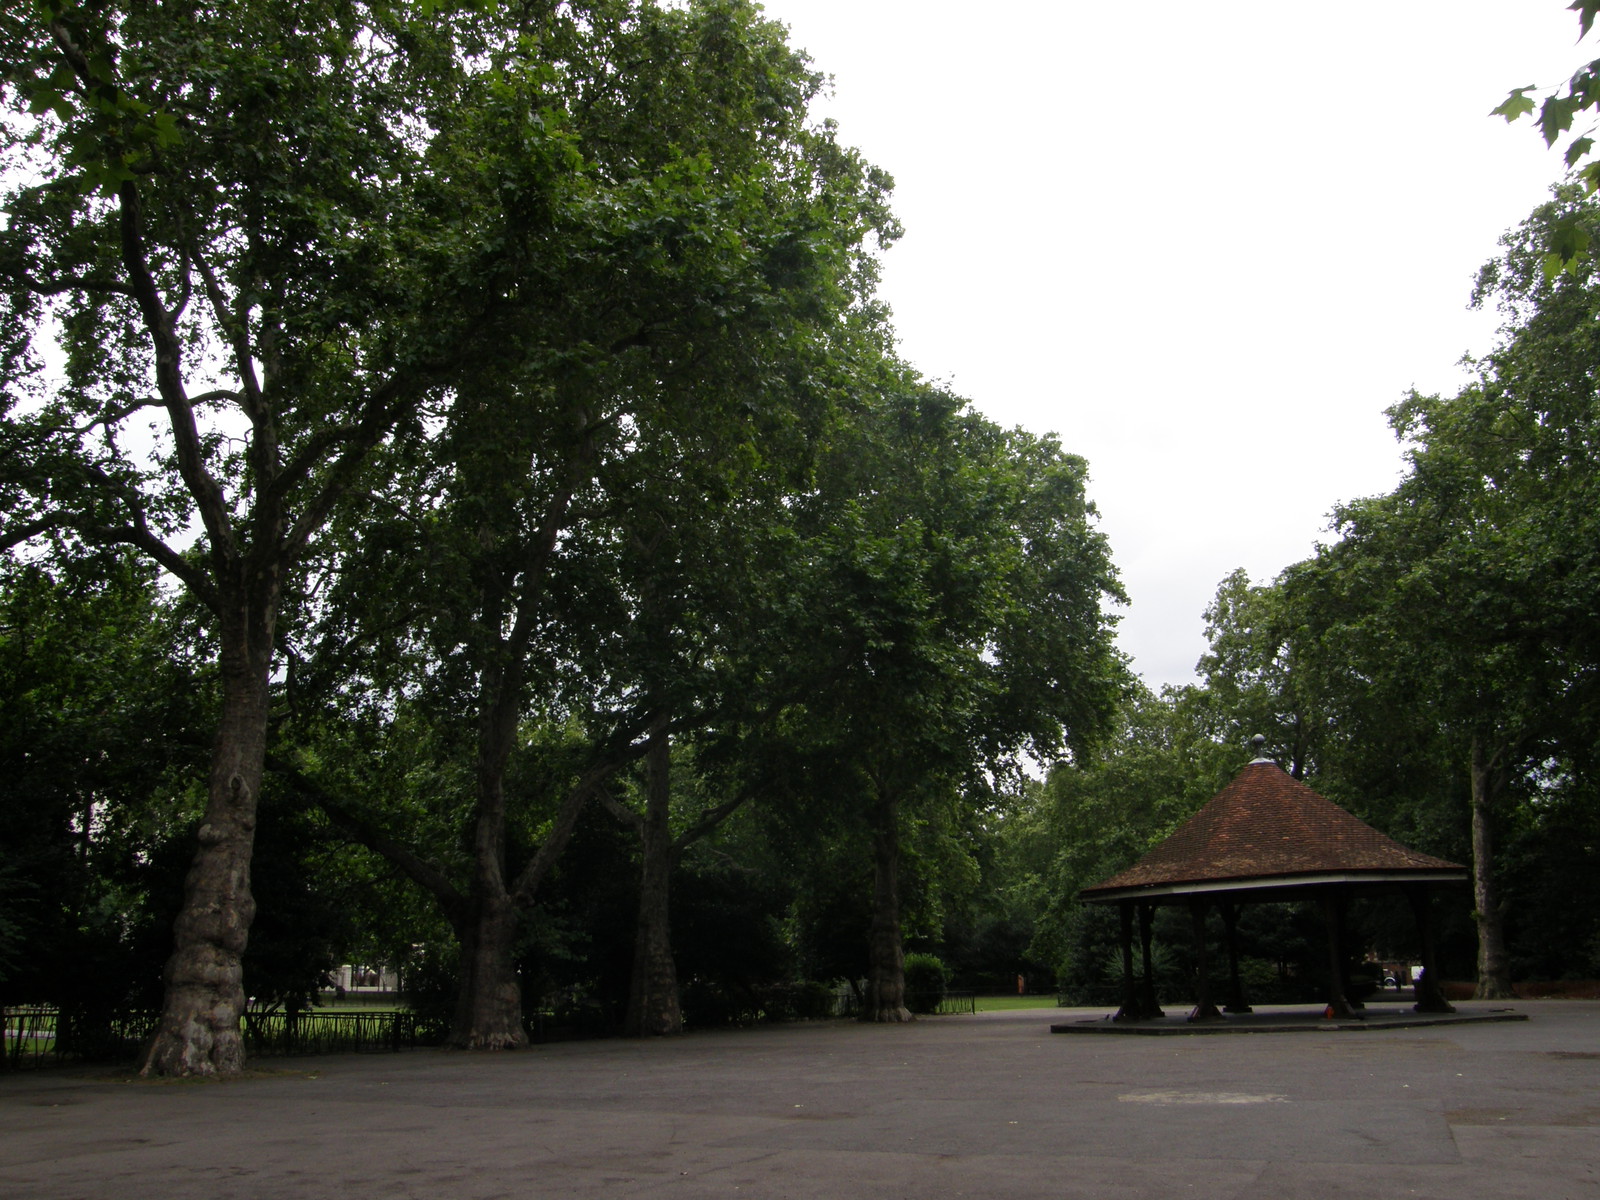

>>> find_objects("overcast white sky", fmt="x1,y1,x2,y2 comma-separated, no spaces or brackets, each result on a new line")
756,1,1594,689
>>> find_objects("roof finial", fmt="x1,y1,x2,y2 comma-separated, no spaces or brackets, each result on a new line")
1248,734,1271,763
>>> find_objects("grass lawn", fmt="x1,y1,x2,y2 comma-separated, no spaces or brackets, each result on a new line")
972,994,1059,1012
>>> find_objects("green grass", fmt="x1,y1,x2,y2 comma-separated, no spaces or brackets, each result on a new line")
972,994,1060,1012
311,1001,405,1013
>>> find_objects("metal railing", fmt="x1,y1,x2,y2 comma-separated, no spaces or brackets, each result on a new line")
911,990,977,1015
3,1006,420,1070
833,990,978,1017
241,1009,420,1056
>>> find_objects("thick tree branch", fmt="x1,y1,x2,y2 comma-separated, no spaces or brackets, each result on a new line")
0,512,74,553
672,787,755,854
51,13,240,568
92,519,217,607
594,784,644,832
267,753,465,919
32,273,137,298
509,760,618,906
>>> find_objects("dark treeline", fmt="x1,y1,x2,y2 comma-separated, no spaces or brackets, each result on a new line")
5,1,1599,1078
0,0,1125,1074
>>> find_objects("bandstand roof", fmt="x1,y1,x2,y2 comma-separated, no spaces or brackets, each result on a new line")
1079,754,1467,906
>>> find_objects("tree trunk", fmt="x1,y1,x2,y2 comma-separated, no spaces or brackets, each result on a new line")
864,790,911,1023
447,655,528,1049
1470,735,1513,999
448,891,526,1049
624,732,682,1036
140,595,274,1077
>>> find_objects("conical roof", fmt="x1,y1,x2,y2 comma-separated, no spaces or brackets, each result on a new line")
1079,758,1466,903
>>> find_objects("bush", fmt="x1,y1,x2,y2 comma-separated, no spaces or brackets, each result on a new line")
399,943,458,1044
903,953,948,1014
758,980,838,1021
681,979,761,1028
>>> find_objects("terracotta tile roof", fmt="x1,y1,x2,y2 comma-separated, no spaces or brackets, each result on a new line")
1080,760,1464,898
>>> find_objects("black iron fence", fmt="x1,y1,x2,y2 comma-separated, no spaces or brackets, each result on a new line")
1,1006,162,1070
833,990,977,1017
241,1009,420,1056
6,988,982,1071
916,990,977,1015
2,1006,421,1070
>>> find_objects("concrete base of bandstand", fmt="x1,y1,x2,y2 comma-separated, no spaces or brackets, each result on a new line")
1053,1001,1529,1035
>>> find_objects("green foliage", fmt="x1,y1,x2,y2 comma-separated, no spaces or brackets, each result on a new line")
1157,188,1600,990
901,952,948,1014
399,942,460,1045
0,0,1129,1042
1489,7,1600,274
1020,686,1236,973
0,552,208,1007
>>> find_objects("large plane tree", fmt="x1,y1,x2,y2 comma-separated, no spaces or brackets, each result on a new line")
0,0,595,1074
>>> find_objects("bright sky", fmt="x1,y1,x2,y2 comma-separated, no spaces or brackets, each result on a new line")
758,0,1593,689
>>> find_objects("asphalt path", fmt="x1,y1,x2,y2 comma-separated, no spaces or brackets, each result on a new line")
3,1000,1598,1199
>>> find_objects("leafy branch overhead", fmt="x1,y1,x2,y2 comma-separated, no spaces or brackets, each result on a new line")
1491,1,1600,274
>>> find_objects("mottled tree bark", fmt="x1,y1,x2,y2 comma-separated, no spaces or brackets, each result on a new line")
449,891,526,1050
624,732,682,1037
1470,735,1513,999
140,592,275,1077
445,652,531,1050
864,790,911,1023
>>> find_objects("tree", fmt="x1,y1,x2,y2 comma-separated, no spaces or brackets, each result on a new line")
277,0,899,1047
1192,569,1335,780
770,385,1127,1021
1491,3,1600,273
0,551,208,1013
0,0,613,1073
1018,685,1233,982
1252,189,1600,996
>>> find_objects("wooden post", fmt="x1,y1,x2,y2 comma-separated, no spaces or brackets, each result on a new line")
1138,902,1165,1019
1188,900,1222,1022
1321,890,1355,1019
1407,885,1456,1014
1221,902,1253,1013
1113,901,1140,1021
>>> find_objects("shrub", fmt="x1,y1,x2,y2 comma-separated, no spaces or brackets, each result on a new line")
903,953,948,1014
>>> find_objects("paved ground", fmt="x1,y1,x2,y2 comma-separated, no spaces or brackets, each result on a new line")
3,1000,1598,1200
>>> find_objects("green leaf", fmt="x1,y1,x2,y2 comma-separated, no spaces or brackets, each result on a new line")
1491,88,1538,123
150,111,182,148
1539,94,1582,145
1549,216,1590,264
1573,0,1600,39
27,87,63,116
1566,135,1595,167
